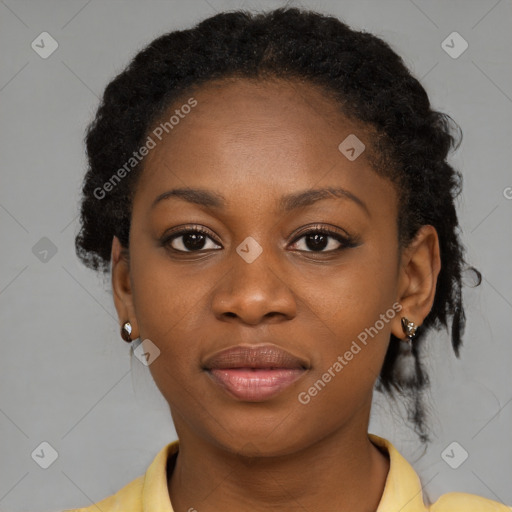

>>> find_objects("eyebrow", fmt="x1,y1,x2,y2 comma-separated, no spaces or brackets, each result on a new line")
151,186,370,217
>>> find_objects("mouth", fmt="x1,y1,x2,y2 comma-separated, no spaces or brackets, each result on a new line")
203,344,309,402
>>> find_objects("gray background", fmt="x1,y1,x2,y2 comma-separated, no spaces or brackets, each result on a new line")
0,0,511,510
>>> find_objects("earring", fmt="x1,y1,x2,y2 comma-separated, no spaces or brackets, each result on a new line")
400,317,418,351
394,317,418,386
402,316,418,339
121,321,133,343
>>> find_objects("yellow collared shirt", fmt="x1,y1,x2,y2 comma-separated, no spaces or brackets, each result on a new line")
64,434,511,511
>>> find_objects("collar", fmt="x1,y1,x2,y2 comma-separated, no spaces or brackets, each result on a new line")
370,434,428,512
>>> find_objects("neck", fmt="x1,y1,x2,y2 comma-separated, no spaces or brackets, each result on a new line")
168,419,390,512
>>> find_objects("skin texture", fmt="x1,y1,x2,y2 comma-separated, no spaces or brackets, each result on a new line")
111,78,441,512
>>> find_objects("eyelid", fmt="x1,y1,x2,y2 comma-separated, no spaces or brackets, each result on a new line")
162,224,220,240
290,223,353,242
162,223,351,243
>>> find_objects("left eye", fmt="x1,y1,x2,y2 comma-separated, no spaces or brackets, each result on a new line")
290,229,354,253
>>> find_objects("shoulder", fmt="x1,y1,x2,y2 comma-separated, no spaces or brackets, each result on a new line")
61,474,144,511
429,491,512,511
368,434,512,512
61,440,178,512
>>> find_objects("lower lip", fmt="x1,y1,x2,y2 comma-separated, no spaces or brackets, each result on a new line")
207,368,305,401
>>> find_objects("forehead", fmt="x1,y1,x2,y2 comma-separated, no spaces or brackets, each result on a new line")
135,77,396,218
144,77,362,167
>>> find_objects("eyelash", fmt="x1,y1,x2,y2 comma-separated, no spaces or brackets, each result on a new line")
161,224,359,254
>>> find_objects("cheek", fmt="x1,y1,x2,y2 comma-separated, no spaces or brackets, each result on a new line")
302,244,399,380
129,240,209,340
128,250,212,404
311,243,397,327
295,274,397,431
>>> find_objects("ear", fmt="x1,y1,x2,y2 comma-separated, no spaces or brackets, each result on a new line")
391,225,441,340
111,235,139,339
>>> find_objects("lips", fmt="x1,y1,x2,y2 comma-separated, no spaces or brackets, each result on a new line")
203,344,308,401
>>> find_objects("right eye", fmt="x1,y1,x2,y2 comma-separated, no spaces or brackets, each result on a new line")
162,227,222,253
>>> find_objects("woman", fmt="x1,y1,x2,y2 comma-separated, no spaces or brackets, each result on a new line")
65,7,511,512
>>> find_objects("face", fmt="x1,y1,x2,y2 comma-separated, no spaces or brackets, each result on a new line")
112,77,439,457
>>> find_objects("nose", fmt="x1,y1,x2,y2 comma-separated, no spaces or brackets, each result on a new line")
211,244,297,325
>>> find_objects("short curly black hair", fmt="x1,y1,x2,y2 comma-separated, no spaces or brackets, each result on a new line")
75,7,481,443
